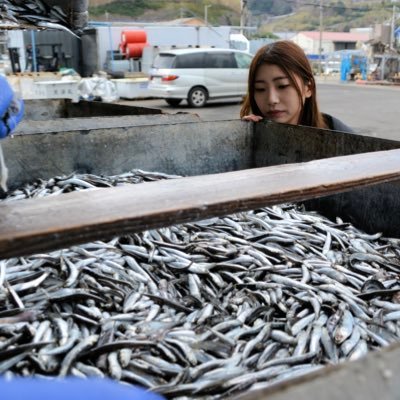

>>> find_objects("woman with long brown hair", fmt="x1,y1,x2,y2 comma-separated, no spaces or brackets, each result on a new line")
241,40,352,132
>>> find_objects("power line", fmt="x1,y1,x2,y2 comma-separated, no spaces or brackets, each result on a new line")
290,1,368,11
283,0,396,12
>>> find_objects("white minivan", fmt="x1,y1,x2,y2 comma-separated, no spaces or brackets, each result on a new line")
148,48,253,107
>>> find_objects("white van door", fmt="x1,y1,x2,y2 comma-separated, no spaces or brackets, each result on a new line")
234,52,253,94
204,52,241,98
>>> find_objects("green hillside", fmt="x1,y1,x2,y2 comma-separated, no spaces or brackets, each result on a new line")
89,0,241,26
88,0,398,34
256,1,396,33
89,0,162,19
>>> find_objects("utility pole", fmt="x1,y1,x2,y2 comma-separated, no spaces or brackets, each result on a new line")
204,4,212,25
318,0,323,75
390,3,396,49
240,0,247,35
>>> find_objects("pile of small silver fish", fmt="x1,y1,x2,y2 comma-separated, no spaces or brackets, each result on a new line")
1,170,400,399
0,0,87,35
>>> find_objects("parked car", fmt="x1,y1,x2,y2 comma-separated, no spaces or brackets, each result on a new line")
323,60,341,75
148,48,253,107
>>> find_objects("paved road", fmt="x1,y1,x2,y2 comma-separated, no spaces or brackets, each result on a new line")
317,81,400,140
121,80,400,140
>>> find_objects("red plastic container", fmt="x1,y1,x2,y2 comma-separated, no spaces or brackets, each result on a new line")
125,42,148,58
121,30,147,45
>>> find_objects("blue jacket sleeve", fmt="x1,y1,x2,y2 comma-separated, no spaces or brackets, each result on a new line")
0,377,165,400
0,75,24,138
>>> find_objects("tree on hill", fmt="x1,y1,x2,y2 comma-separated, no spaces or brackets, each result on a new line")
334,1,346,16
248,0,292,16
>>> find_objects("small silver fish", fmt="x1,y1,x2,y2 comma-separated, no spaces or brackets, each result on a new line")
37,21,80,39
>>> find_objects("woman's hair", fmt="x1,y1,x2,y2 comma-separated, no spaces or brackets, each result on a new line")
240,40,327,129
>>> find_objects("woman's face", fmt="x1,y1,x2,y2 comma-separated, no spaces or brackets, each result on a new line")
253,63,312,125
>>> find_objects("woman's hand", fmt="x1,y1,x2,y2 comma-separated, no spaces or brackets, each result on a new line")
241,114,263,122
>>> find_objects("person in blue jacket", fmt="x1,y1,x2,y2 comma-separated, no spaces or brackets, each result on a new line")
0,75,24,137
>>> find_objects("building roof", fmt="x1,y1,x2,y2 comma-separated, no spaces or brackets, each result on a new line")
300,31,370,42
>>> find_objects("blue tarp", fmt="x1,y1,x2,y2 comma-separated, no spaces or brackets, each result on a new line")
340,53,367,81
307,54,326,60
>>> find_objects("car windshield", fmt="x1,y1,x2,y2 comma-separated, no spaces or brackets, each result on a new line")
153,54,176,69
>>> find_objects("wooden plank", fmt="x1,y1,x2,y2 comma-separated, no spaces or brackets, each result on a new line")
0,148,400,259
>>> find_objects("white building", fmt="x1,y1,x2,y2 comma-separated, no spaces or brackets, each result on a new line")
291,31,371,55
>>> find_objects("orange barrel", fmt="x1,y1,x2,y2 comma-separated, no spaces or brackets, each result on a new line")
121,30,147,45
125,42,148,58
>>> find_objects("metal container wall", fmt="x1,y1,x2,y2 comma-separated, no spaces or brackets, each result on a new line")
22,99,163,120
253,121,400,237
3,116,400,399
5,118,400,236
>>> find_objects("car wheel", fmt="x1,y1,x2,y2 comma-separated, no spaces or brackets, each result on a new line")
165,99,182,106
187,87,207,107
